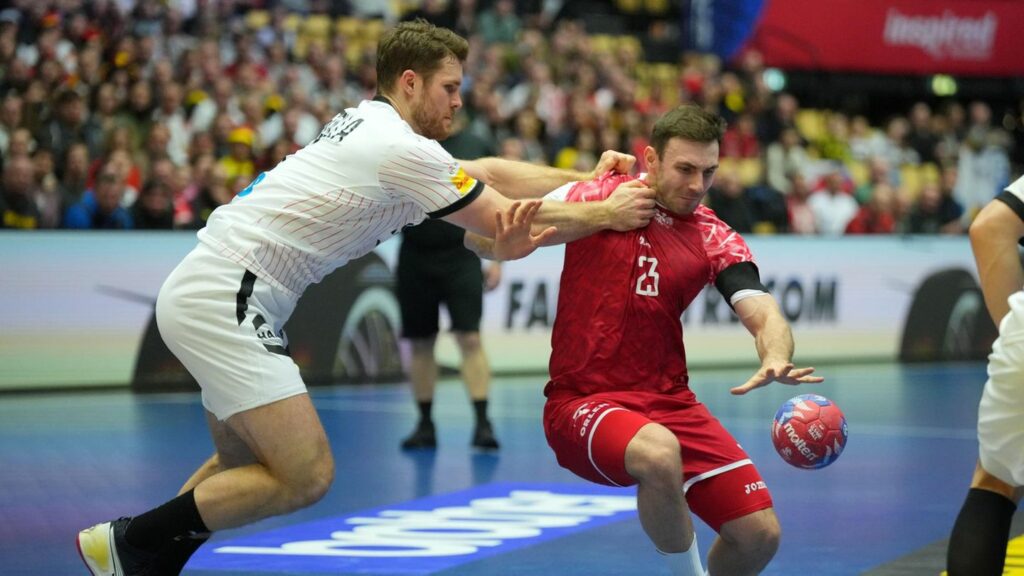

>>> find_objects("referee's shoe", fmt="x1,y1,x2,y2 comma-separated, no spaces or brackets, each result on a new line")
77,517,155,575
472,420,500,450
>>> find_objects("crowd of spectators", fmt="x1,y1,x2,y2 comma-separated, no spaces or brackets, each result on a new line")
0,0,1020,234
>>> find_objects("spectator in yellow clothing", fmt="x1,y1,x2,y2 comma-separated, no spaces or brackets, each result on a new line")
218,127,256,183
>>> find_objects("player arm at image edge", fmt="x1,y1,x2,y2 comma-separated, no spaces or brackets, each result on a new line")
969,188,1024,325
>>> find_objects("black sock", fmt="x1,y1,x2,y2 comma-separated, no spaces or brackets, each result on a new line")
151,532,210,576
417,401,433,426
947,487,1017,576
473,399,489,425
125,489,210,552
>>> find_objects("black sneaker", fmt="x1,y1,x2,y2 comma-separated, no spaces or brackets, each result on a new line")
77,517,156,575
401,421,437,449
472,421,500,450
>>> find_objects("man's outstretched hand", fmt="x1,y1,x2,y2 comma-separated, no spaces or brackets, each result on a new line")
730,361,825,395
492,200,558,261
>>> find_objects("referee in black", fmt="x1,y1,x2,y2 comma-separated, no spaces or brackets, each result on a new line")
397,112,501,450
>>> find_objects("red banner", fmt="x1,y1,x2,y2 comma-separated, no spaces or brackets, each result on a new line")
745,0,1024,76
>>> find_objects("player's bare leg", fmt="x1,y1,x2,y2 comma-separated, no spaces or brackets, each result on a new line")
454,330,498,449
78,394,333,575
179,410,260,494
152,410,263,572
626,423,703,575
707,508,781,576
191,393,334,530
402,336,439,448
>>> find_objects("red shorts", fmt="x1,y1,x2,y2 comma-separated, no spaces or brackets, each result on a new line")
543,388,773,532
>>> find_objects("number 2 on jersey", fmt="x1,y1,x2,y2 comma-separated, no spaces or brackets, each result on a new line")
635,256,660,296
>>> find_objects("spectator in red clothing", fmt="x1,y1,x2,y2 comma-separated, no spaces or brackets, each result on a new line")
721,112,760,159
845,183,898,234
88,144,142,207
88,127,143,192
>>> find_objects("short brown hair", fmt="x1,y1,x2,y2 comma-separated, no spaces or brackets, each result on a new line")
376,20,469,92
650,105,726,158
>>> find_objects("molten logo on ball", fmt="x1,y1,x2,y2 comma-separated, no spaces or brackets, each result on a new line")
772,394,848,469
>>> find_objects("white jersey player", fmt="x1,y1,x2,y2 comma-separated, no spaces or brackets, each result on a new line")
947,174,1024,576
77,20,656,576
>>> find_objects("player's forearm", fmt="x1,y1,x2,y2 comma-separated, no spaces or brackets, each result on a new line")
462,157,589,199
463,200,612,258
970,202,1024,324
465,231,498,260
739,297,795,363
532,199,614,244
754,318,795,365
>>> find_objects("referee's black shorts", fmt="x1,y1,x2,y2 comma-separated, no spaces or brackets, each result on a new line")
397,244,484,339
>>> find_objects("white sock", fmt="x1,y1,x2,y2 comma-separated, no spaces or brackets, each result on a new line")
657,533,704,576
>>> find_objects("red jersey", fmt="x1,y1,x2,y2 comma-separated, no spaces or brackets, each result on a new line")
547,172,756,396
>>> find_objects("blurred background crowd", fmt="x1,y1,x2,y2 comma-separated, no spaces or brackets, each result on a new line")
1,0,1022,235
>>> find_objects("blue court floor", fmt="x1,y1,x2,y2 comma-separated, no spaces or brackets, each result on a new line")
0,362,995,575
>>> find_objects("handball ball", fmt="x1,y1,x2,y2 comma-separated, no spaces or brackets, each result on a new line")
771,394,848,469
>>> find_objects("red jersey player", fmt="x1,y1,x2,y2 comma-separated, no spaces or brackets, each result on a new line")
469,105,823,576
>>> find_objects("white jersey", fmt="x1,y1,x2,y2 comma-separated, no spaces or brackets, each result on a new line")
198,98,483,296
977,173,1024,485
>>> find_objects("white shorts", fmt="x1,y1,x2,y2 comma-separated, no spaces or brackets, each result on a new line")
155,242,306,420
978,292,1024,487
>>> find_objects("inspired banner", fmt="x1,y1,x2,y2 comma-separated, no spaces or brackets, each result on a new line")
688,0,1024,77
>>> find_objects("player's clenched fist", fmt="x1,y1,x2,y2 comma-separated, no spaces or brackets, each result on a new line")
605,179,657,231
593,149,637,176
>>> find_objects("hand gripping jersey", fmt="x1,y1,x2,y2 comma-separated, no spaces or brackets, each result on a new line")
198,99,483,296
546,172,758,396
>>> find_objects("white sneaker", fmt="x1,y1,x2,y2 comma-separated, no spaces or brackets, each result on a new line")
77,517,150,576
